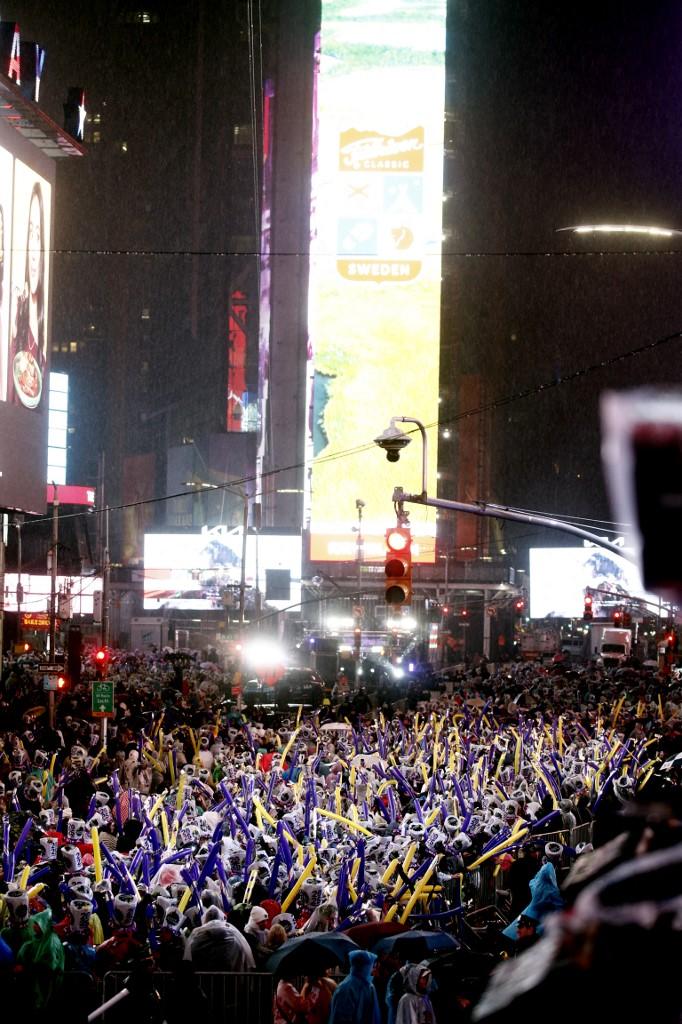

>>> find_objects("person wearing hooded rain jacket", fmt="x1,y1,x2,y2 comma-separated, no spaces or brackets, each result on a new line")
329,950,381,1024
183,906,255,971
503,846,564,941
395,963,436,1024
17,907,65,1011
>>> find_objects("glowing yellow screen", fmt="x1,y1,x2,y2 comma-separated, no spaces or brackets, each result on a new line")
307,0,446,564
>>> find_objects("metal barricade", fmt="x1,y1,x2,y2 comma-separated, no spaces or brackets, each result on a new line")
101,970,274,1023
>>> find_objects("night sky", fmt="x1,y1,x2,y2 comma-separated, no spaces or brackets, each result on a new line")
6,0,682,567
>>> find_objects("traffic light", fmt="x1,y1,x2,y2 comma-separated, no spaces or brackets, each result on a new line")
514,597,525,616
385,527,412,606
460,608,469,619
623,611,632,628
613,608,623,625
57,675,68,691
95,648,108,678
583,594,593,621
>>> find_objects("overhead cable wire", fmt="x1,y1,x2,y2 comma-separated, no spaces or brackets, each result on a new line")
21,324,682,528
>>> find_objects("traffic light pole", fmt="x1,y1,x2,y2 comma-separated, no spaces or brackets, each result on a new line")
383,414,635,564
48,488,59,730
393,488,637,564
102,505,110,648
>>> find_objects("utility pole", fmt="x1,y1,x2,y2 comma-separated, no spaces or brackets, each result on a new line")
238,496,248,631
354,499,365,683
0,513,7,678
49,487,59,729
253,503,262,623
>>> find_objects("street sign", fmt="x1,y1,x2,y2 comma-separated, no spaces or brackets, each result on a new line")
92,680,115,718
21,612,51,630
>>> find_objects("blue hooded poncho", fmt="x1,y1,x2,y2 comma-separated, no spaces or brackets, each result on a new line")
329,949,381,1024
503,859,564,940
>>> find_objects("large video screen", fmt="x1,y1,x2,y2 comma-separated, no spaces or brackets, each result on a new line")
306,0,446,563
529,546,659,619
143,531,302,611
0,140,52,513
2,574,102,616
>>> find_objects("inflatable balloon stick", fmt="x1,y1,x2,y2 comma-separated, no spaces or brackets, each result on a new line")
281,855,317,913
316,808,372,837
400,855,440,923
178,885,193,913
91,827,103,883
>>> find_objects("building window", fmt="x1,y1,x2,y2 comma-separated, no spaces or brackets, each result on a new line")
120,9,159,24
69,341,78,353
233,124,253,146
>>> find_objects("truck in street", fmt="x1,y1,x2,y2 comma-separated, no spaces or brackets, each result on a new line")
588,624,632,667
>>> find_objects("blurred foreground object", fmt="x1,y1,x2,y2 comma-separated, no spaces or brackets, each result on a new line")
602,389,682,602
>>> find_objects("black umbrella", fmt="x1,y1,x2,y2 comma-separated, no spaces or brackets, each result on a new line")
265,932,359,977
373,930,459,960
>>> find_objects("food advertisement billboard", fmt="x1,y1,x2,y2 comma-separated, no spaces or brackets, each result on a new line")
306,0,446,563
529,546,659,619
0,137,52,513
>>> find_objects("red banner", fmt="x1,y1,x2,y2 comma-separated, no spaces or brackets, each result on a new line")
227,290,248,431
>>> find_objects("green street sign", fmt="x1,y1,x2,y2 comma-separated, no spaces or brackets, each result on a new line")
92,680,115,718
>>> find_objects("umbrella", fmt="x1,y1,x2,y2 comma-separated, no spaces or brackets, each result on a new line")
265,932,359,977
345,922,410,949
373,930,459,959
23,706,46,719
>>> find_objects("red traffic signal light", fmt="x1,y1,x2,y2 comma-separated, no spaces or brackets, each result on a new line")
385,527,412,606
583,594,593,621
95,648,108,678
613,608,623,624
514,598,525,615
95,648,106,662
460,608,469,618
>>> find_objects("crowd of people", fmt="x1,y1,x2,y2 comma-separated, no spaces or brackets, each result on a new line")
0,647,680,1023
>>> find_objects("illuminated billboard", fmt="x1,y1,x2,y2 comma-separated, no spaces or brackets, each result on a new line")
47,371,68,484
143,529,302,611
0,138,52,512
306,0,446,562
529,547,659,619
2,574,102,616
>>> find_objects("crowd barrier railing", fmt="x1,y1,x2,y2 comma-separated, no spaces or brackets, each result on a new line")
100,969,274,1022
464,821,593,916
